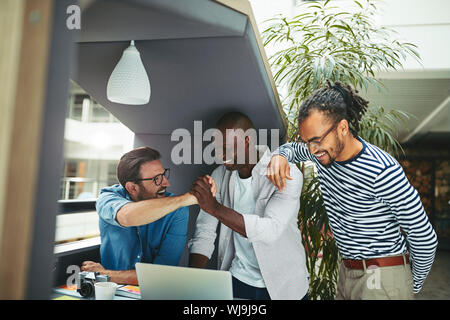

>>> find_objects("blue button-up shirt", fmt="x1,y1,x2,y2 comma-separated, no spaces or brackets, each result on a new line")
96,184,189,271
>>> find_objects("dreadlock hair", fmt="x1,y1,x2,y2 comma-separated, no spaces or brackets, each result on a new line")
297,80,369,137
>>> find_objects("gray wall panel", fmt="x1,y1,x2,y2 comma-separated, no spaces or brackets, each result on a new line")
26,0,76,299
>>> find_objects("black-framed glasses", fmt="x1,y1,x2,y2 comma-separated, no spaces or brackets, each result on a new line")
135,168,170,186
297,121,339,149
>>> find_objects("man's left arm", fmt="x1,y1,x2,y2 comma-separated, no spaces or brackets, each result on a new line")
153,206,189,266
375,164,438,294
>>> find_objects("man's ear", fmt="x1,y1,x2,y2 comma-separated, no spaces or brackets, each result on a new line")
245,135,250,146
245,134,257,147
124,181,139,196
339,119,349,137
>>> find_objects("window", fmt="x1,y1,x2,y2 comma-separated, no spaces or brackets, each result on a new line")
55,81,134,245
68,93,120,123
69,94,88,121
107,162,119,186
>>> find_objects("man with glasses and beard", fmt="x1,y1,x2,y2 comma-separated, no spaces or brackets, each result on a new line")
266,81,438,299
81,147,215,285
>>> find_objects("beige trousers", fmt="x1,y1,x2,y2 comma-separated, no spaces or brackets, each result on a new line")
335,256,414,300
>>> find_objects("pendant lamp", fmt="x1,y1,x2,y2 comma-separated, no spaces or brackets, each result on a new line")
107,40,150,105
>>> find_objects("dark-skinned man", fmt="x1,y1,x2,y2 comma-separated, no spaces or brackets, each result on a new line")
188,112,309,300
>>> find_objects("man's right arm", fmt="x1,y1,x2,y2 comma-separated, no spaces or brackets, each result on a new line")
268,142,312,190
116,193,197,227
188,253,209,269
273,142,312,163
188,205,220,269
188,168,223,269
96,187,197,228
106,176,216,228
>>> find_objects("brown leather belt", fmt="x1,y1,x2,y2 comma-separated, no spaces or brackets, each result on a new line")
343,254,409,270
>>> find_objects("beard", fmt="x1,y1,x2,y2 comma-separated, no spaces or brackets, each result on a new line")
320,135,345,168
136,185,166,201
224,162,240,171
322,151,335,168
222,154,242,171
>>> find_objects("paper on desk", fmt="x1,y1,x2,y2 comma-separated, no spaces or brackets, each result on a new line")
54,285,82,298
53,295,80,300
117,285,140,294
115,285,141,299
58,284,77,291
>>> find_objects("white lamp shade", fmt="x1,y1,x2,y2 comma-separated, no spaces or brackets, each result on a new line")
107,41,150,105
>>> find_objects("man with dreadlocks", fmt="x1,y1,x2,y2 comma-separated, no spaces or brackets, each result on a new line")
267,81,438,300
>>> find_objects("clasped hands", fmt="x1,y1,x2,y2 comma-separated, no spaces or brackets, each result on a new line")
190,175,221,216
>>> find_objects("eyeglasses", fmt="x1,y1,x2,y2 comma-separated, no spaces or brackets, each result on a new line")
297,122,339,149
135,168,170,186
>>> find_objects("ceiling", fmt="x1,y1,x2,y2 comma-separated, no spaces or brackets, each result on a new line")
73,0,449,147
363,70,450,146
73,0,287,140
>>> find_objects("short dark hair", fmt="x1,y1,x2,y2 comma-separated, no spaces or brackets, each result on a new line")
297,81,369,137
216,111,255,131
117,147,161,187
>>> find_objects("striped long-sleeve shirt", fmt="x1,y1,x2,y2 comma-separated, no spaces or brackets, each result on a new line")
275,137,438,293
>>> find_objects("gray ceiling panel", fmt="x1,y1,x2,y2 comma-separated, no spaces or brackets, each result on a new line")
73,0,286,138
77,0,247,42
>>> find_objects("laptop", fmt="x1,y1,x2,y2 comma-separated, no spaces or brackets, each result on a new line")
135,263,233,300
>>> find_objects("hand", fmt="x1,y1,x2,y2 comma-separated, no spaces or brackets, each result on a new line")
81,261,106,273
186,175,216,205
190,176,220,215
266,155,292,191
206,175,217,197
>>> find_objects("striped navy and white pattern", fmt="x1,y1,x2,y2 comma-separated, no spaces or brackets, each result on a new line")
275,137,438,293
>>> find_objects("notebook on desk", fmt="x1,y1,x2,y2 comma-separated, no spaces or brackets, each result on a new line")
115,285,141,299
135,263,233,300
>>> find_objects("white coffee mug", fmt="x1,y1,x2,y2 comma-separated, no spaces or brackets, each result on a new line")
95,282,118,300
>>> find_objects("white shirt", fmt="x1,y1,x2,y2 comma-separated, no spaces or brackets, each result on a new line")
188,146,309,299
229,175,266,288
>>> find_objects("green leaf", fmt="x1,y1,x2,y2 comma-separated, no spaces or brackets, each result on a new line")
354,1,363,9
